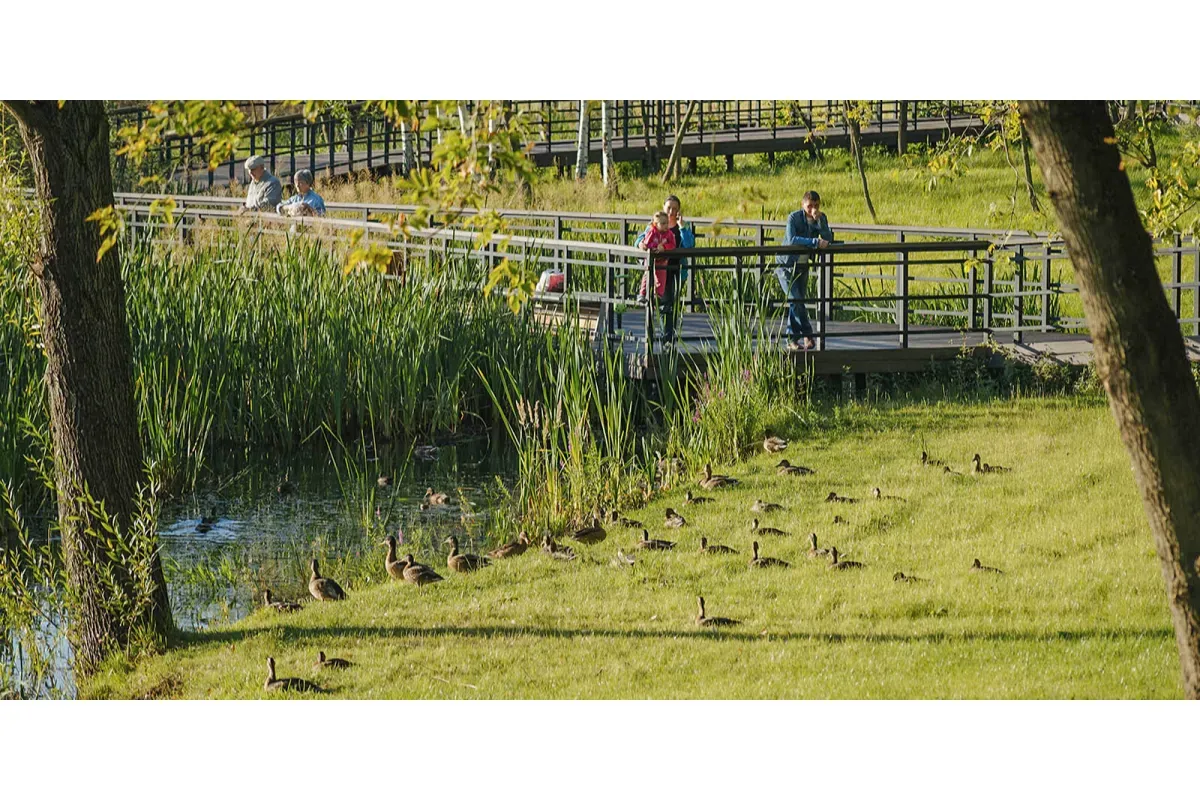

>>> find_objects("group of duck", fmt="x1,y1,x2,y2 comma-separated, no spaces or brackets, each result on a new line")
256,436,1011,691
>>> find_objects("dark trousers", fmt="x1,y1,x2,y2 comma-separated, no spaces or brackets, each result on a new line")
775,264,814,340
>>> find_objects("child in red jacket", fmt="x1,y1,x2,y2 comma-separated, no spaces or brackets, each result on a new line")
638,210,677,299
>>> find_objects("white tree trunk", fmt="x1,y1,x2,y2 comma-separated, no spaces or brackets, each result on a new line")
575,100,589,181
601,101,618,196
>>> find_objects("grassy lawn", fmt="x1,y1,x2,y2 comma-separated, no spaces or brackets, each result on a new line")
85,396,1182,699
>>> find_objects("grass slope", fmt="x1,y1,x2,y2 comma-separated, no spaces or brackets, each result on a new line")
86,397,1181,699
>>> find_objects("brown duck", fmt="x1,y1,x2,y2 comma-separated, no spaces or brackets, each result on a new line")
308,559,347,601
402,553,445,586
971,558,1004,574
749,540,790,569
488,531,531,559
972,454,1011,474
751,498,784,513
871,487,905,501
763,436,789,453
696,596,741,627
315,651,353,669
920,450,946,468
263,589,302,613
664,508,687,528
750,517,789,537
806,532,831,559
570,517,607,545
828,546,864,570
445,536,490,573
609,509,645,528
698,463,738,490
264,656,323,693
893,572,926,583
542,534,576,561
825,492,858,504
684,490,714,505
776,459,815,476
699,536,738,555
377,475,393,487
382,534,408,581
636,529,675,551
424,487,451,505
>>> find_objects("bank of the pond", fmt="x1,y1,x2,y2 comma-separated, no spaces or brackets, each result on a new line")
85,398,1182,699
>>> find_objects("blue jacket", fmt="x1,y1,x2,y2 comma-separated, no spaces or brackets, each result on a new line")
775,210,833,268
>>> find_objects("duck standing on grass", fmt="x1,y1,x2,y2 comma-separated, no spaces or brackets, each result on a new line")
264,656,323,693
402,553,445,586
445,536,490,573
382,534,408,581
308,558,347,601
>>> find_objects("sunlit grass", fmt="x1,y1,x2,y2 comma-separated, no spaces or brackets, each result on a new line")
84,397,1182,699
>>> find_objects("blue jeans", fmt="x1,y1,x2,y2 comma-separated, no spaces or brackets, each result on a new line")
774,264,813,340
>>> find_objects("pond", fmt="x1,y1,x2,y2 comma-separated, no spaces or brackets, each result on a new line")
3,436,515,698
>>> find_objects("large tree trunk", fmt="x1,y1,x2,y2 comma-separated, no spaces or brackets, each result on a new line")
4,101,172,675
1020,100,1200,698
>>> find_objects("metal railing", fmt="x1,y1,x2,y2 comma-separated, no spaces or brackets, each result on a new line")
104,195,1200,362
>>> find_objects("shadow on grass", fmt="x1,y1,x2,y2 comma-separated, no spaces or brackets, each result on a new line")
175,623,1174,649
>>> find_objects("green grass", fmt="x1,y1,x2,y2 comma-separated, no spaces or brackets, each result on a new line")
83,396,1182,699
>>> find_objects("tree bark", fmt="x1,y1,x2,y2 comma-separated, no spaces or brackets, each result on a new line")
574,100,589,181
3,101,172,674
600,101,619,198
1018,120,1040,212
844,102,877,222
1020,100,1200,698
661,101,697,184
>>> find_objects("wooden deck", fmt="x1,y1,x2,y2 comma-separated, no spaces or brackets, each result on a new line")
596,310,1200,379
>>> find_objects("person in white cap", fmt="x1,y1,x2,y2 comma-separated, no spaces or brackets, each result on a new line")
242,154,282,212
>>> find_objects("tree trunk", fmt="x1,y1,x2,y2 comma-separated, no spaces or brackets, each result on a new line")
844,103,877,222
1020,100,1200,698
661,101,698,184
574,100,589,181
3,101,172,675
601,101,619,198
897,100,908,155
1018,120,1040,212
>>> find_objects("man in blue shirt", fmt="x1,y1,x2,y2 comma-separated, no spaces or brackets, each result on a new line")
774,190,833,351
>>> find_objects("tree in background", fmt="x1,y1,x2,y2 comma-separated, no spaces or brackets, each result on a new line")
1020,100,1200,698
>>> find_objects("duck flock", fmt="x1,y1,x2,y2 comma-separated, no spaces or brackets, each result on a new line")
258,438,1011,693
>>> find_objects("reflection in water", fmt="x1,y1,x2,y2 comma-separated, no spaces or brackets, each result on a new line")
4,438,514,697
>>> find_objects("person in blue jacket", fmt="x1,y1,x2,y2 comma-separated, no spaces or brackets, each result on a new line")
635,194,695,345
774,190,833,351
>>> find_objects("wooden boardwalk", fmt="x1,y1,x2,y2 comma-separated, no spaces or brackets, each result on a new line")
156,111,983,189
590,310,1200,379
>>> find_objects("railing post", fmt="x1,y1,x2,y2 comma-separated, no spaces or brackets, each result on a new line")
968,259,977,331
1042,244,1053,332
898,249,909,347
815,251,826,352
1172,232,1183,319
644,252,655,356
1194,242,1200,336
894,231,905,331
606,250,615,339
1014,246,1025,343
984,252,994,331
